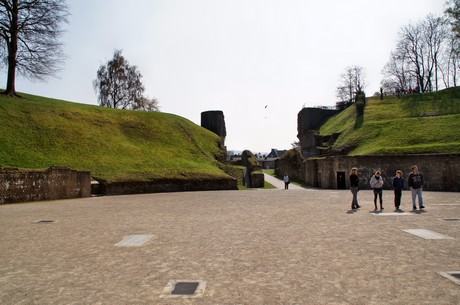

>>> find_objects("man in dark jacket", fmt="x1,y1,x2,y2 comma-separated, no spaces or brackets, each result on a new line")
408,165,424,210
393,170,404,211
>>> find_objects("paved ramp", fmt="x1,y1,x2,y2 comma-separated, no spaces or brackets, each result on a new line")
263,173,306,190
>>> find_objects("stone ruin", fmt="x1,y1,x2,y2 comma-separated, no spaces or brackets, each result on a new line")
241,150,264,188
297,107,339,157
201,110,227,151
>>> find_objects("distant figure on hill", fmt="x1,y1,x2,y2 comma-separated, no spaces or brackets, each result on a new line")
370,171,384,211
283,173,290,190
392,170,404,211
349,167,361,210
408,165,424,210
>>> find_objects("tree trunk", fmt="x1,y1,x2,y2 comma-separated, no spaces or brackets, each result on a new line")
3,0,19,97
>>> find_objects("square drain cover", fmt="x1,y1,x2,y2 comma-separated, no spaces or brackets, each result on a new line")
171,282,199,295
160,280,207,298
438,272,460,285
403,229,454,240
115,234,153,247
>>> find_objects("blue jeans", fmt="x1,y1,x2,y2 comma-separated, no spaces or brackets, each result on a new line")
411,187,424,208
350,187,359,208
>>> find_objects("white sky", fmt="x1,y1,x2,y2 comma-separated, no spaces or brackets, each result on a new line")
2,0,445,152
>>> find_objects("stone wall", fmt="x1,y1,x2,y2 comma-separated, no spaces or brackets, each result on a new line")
303,154,460,191
0,166,91,204
100,177,238,195
240,150,264,188
274,149,305,181
297,107,339,157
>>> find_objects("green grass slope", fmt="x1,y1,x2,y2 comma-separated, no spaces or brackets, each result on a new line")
0,92,229,182
319,87,460,155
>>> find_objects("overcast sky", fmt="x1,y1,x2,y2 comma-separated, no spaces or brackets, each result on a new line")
2,0,446,152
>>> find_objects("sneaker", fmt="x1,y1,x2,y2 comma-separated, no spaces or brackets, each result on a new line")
420,206,425,209
413,206,417,210
356,205,362,209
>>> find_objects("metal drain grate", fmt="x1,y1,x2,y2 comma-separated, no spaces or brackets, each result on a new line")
33,220,55,224
160,280,207,298
438,272,460,285
171,282,199,295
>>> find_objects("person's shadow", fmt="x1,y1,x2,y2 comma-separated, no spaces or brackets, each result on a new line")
410,210,427,214
346,209,358,214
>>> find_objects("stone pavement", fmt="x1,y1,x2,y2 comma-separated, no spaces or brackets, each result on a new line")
0,188,459,304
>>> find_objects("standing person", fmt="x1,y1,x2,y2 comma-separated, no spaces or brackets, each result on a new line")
350,167,361,209
408,165,424,210
370,171,384,211
283,173,289,190
393,170,404,211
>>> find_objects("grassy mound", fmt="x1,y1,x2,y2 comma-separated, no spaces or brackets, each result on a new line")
319,87,460,155
0,92,229,182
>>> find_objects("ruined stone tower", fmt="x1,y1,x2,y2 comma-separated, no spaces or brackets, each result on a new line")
201,110,227,150
297,107,339,158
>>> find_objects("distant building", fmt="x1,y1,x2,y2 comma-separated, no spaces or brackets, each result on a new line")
227,148,287,169
259,149,287,169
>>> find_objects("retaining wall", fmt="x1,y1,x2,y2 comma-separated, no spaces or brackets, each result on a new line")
99,177,238,195
0,166,91,204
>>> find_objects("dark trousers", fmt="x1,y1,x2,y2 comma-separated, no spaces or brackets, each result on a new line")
284,182,289,190
373,188,383,208
394,189,402,208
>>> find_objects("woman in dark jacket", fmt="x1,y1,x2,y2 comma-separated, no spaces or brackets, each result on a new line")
392,170,404,211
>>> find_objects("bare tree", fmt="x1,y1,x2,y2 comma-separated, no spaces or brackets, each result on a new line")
336,65,366,103
396,22,427,92
133,96,160,112
385,15,451,94
382,51,415,92
0,0,70,96
93,50,144,110
94,50,159,112
423,14,449,91
445,0,460,39
443,35,459,87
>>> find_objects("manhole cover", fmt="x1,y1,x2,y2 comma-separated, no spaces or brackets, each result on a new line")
171,282,199,295
33,220,55,223
160,280,207,298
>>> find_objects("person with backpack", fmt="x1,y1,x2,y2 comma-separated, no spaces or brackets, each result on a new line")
370,171,384,211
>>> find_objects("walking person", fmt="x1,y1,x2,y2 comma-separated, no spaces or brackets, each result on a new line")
283,173,290,190
393,170,404,211
370,171,384,211
350,167,361,209
408,165,424,210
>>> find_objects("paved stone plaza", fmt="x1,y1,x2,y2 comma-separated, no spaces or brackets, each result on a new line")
0,185,459,304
